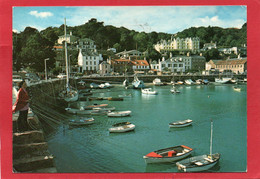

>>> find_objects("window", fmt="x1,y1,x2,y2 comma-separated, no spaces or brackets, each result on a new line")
179,64,183,67
174,64,177,67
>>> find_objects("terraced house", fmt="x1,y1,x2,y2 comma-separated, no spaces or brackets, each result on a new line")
214,58,247,74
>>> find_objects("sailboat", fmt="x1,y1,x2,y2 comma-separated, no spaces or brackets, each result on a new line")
59,18,79,102
176,120,220,172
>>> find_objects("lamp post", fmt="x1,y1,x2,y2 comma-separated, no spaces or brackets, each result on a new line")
44,58,49,80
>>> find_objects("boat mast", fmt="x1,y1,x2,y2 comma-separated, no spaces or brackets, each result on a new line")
64,18,69,91
210,119,213,157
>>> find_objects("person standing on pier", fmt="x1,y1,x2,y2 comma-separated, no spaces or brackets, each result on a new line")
12,80,30,132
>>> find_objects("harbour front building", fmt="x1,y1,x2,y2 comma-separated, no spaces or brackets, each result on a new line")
109,58,150,75
154,37,200,53
150,54,206,73
214,58,247,74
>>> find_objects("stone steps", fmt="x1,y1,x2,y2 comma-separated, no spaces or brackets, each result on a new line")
13,155,55,172
13,142,49,160
12,115,57,173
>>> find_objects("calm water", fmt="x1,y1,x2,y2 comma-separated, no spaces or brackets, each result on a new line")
46,83,247,173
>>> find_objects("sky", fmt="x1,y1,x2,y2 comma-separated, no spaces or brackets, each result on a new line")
12,6,247,34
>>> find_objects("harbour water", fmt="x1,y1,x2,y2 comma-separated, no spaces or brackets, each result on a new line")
46,83,247,173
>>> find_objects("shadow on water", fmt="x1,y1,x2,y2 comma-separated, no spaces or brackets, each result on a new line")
145,162,175,173
168,125,193,132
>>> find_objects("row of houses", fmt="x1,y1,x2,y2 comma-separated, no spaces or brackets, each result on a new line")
56,32,247,76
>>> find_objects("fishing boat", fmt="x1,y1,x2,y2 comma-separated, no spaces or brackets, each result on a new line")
141,88,158,95
170,87,180,94
109,122,135,133
143,145,193,164
58,18,78,102
132,75,145,89
107,110,131,117
153,78,163,86
176,120,220,172
169,119,192,128
68,117,94,126
233,86,241,92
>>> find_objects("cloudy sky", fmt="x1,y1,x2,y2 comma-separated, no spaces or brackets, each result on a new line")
13,6,247,34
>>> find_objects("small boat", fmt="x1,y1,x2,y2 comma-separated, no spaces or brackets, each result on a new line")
170,87,180,94
141,88,158,95
230,78,238,84
107,110,131,117
143,145,193,164
202,79,209,85
176,153,220,172
104,82,112,88
85,104,108,109
132,75,145,89
98,84,107,89
195,79,202,85
65,107,93,115
109,122,135,133
176,120,220,172
233,86,241,92
185,79,194,85
68,117,94,126
93,107,115,112
90,83,100,89
77,80,87,90
108,97,124,101
169,119,192,128
153,78,163,86
176,81,184,85
215,78,230,84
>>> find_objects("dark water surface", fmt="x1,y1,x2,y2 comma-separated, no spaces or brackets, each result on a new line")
46,83,247,173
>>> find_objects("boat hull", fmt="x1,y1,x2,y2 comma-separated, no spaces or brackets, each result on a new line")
176,153,220,172
144,151,192,164
109,124,135,133
107,111,131,117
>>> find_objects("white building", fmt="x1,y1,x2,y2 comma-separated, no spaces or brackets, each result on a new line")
154,37,200,53
78,49,103,73
116,50,144,58
150,54,206,73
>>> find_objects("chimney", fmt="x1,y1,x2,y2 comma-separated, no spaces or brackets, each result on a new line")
187,52,190,57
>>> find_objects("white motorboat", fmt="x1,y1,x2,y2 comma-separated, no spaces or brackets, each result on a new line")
109,122,135,133
169,119,192,128
107,110,131,117
143,145,193,164
176,120,220,172
68,117,94,126
215,78,231,84
153,78,163,86
104,82,112,88
142,88,158,95
195,79,202,85
185,79,194,85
